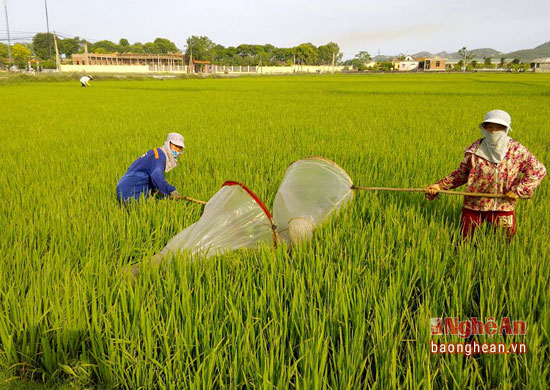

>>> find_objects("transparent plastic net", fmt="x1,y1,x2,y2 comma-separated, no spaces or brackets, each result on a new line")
157,182,276,261
273,157,354,245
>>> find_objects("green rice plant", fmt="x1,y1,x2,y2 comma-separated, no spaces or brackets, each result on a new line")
0,73,549,389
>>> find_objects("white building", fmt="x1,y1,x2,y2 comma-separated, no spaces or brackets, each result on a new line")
393,56,419,71
531,58,550,72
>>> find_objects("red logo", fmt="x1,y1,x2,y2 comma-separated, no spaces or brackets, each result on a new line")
431,318,443,335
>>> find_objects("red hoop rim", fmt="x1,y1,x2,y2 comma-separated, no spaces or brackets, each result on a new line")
222,181,274,222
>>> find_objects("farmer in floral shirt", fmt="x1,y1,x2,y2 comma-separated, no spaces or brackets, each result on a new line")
425,110,546,239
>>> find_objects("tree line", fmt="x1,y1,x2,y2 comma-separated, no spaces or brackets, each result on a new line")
1,35,531,72
182,36,341,66
0,33,343,68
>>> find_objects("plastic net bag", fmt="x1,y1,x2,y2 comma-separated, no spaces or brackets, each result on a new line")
161,181,276,259
129,181,276,277
273,157,353,245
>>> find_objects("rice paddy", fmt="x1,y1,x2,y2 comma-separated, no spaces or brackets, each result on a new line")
1,73,549,389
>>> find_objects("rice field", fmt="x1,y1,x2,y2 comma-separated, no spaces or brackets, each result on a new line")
1,73,549,389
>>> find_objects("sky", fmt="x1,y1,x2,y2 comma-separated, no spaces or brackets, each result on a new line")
1,0,549,58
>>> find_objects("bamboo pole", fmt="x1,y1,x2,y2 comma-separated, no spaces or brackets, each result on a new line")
351,185,530,199
173,195,207,205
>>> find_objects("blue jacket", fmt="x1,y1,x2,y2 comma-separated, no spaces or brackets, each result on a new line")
117,148,176,202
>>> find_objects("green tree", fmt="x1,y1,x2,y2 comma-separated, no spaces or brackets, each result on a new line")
221,46,239,65
294,43,318,65
185,36,216,61
118,38,130,53
153,38,179,54
352,51,372,70
143,42,158,54
508,59,527,72
0,43,9,64
91,40,120,53
210,44,226,64
262,44,275,65
236,44,265,65
58,37,81,58
483,57,493,68
376,61,393,71
129,42,145,54
12,43,31,67
318,42,342,65
78,40,91,54
458,46,473,72
499,57,506,68
272,47,293,65
32,32,55,60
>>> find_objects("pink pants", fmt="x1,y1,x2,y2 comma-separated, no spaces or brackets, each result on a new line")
461,208,516,239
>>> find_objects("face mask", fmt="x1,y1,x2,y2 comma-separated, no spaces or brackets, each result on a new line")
482,129,509,147
476,128,510,164
171,149,180,160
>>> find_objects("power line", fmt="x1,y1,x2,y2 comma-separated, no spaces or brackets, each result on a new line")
0,38,34,42
0,29,42,33
0,32,35,36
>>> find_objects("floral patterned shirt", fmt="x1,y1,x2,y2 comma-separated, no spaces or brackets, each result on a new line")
437,139,546,211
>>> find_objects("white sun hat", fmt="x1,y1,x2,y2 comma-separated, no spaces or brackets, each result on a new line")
479,110,512,131
167,132,185,148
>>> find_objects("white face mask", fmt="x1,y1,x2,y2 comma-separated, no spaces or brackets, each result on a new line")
482,129,508,147
475,128,510,164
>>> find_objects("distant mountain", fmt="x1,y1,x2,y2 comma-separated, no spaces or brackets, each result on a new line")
445,48,502,60
505,41,550,61
434,51,450,58
373,55,393,62
412,51,431,57
385,41,550,62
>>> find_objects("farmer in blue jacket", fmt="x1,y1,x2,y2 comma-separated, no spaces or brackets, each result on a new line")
117,133,185,204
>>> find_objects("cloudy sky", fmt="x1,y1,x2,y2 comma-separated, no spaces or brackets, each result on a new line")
2,0,549,58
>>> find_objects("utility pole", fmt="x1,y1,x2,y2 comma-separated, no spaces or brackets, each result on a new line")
53,31,60,70
3,0,11,68
331,51,335,74
44,0,52,60
293,53,296,73
84,43,89,65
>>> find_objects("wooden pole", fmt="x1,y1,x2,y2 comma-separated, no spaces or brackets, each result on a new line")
3,0,12,68
173,195,207,205
351,185,530,199
44,0,52,60
53,31,61,70
84,43,89,65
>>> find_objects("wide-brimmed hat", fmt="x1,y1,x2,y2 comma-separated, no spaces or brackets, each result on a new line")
167,132,185,148
479,110,512,130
